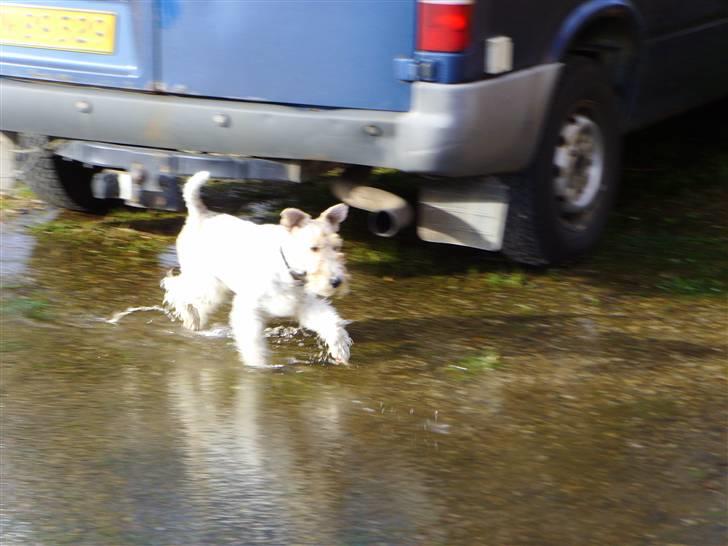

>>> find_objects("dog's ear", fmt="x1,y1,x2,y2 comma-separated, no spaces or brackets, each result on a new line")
319,203,349,232
280,208,311,230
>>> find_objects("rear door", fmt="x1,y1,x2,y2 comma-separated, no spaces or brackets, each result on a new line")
157,0,416,111
1,1,416,111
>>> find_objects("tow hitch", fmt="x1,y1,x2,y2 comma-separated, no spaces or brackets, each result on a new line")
92,168,185,211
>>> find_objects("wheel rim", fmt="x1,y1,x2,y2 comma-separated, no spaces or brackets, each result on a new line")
552,110,605,228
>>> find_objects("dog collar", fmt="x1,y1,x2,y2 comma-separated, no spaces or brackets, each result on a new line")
279,247,307,284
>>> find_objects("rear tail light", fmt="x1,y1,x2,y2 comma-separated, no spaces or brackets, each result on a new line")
417,0,474,53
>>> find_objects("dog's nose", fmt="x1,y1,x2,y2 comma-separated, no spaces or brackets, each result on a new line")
330,276,343,289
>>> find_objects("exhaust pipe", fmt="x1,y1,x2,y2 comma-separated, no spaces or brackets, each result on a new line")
367,208,412,238
332,181,413,238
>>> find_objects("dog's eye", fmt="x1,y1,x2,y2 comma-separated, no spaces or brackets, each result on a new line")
310,246,320,252
333,245,342,252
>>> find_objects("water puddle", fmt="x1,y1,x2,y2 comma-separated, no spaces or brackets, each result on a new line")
2,108,726,546
0,208,57,280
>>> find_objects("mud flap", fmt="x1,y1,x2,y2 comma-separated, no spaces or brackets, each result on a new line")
417,177,509,252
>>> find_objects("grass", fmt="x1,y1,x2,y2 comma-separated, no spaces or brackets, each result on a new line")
29,212,171,260
584,100,728,297
346,242,401,266
0,183,41,213
13,184,37,200
451,349,503,372
345,236,449,276
591,227,727,296
485,271,528,288
0,194,14,211
654,275,726,296
0,339,28,353
2,296,53,321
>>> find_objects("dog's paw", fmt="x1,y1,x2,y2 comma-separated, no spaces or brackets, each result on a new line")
241,353,270,368
169,304,201,331
328,329,352,364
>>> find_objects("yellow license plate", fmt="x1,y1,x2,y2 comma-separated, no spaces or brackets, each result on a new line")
0,4,116,54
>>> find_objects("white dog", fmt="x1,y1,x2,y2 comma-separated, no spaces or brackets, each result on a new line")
161,171,352,367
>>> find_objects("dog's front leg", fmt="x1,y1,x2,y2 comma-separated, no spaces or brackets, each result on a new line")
230,295,269,367
297,298,352,364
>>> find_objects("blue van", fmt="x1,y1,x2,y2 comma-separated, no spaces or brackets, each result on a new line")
1,0,727,264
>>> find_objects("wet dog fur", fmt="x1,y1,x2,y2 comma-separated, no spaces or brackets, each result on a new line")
161,171,351,367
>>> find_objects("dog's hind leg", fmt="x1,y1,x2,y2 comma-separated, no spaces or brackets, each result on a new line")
162,272,226,331
230,295,269,367
161,273,199,329
190,276,227,330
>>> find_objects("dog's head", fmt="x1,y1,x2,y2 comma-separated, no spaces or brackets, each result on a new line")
280,203,350,298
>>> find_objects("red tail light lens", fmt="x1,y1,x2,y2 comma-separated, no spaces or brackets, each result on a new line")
417,1,474,53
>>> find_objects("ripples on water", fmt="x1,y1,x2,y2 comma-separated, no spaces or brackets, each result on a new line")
104,305,328,365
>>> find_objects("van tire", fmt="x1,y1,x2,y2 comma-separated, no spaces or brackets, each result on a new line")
502,57,621,265
17,135,109,213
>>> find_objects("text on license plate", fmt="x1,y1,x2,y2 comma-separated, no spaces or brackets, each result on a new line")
0,4,116,54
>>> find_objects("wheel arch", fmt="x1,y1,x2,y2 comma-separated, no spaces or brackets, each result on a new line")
548,0,644,125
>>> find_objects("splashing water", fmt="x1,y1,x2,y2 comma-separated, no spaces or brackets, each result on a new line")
104,307,332,364
264,325,308,343
196,325,232,338
105,305,176,325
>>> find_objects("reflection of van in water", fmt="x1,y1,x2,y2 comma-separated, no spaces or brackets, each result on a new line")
2,0,727,265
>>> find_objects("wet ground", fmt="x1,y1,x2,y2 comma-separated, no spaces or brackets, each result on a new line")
1,102,727,545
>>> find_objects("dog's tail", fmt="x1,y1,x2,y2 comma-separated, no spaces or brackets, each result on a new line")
183,171,211,219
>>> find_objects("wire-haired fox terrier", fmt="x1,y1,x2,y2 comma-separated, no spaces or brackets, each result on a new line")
161,171,352,367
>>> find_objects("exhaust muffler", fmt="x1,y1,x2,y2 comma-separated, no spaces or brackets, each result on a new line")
332,181,413,238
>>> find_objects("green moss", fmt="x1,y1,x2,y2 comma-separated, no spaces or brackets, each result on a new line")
29,214,169,260
14,184,37,200
0,339,28,353
655,275,726,295
452,349,502,372
102,208,179,223
2,296,53,321
485,271,527,288
346,243,400,266
0,187,35,210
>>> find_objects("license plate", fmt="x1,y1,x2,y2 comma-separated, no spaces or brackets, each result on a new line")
0,4,116,54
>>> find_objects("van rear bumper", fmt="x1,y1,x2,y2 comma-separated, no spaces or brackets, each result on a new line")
0,64,561,177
